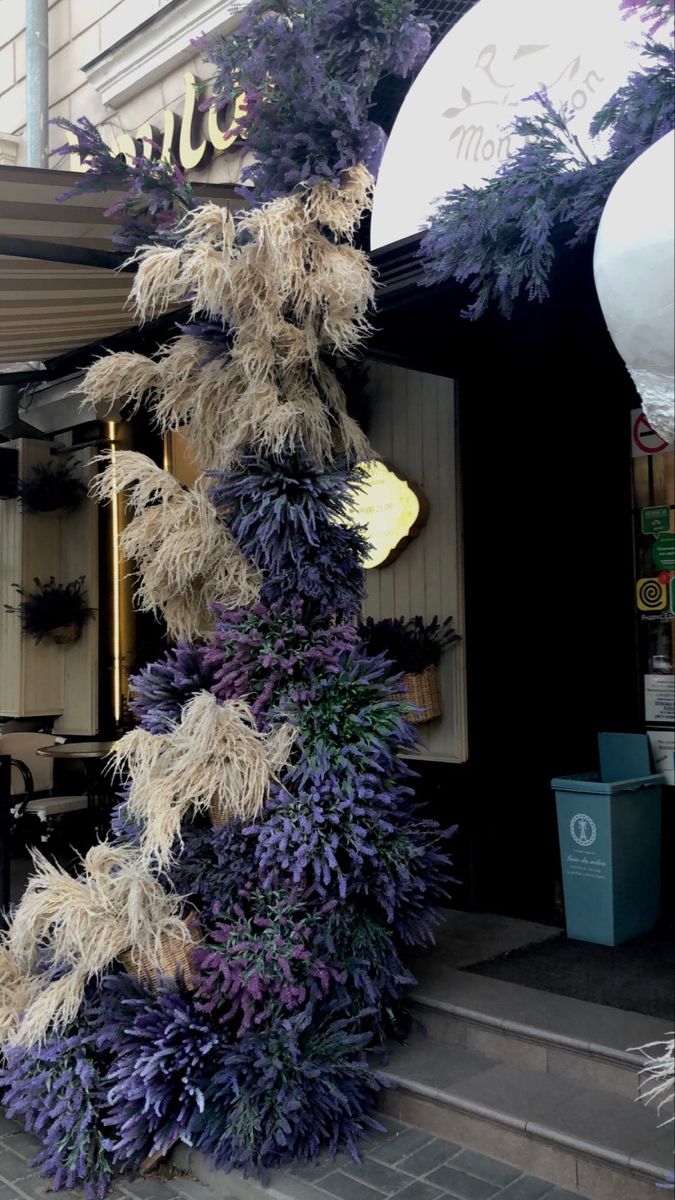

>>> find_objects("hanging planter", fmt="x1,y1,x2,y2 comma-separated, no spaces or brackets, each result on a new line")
120,919,202,992
5,576,95,645
398,662,443,724
17,458,86,515
359,615,460,724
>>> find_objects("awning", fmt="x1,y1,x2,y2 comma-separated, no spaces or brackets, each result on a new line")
0,165,239,372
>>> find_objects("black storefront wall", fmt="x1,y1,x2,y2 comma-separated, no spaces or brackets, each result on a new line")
371,234,647,924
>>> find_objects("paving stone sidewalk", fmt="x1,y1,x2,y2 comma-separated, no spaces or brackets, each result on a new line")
266,1116,590,1200
0,1112,590,1200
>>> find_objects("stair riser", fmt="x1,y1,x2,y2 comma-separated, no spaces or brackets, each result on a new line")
379,1087,664,1200
414,1004,640,1100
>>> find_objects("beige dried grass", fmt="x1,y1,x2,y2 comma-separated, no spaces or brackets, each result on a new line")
0,943,36,1044
114,691,296,867
5,845,194,1046
180,201,237,250
182,242,236,321
303,165,374,238
79,352,161,417
86,174,377,471
91,452,260,639
126,245,184,322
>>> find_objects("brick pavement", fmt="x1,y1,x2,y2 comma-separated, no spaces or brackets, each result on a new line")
0,1112,590,1200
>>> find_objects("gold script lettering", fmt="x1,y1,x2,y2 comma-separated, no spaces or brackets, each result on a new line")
208,91,247,152
66,75,245,173
178,71,212,172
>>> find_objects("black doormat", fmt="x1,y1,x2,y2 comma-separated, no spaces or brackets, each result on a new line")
466,929,675,1020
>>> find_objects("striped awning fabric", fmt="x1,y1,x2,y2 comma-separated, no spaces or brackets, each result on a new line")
0,165,237,368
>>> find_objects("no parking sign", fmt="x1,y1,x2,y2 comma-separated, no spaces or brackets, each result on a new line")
632,409,670,457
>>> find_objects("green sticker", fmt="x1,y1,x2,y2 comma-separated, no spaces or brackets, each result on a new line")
641,506,671,536
670,577,675,613
653,533,675,572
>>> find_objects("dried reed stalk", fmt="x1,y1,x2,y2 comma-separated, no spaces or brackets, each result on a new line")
114,691,296,868
632,1036,675,1125
0,943,36,1044
5,845,194,1047
103,172,377,470
79,352,161,417
90,451,260,639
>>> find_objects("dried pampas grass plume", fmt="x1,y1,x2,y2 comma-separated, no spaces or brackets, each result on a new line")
90,451,260,640
126,245,184,322
303,165,374,239
127,206,237,323
88,173,377,470
180,201,237,249
0,943,35,1045
79,351,161,417
632,1036,674,1125
114,691,296,867
5,845,194,1047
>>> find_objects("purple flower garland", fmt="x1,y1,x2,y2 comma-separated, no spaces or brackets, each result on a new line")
198,0,430,203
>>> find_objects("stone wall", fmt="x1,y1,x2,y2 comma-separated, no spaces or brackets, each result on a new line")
0,0,248,183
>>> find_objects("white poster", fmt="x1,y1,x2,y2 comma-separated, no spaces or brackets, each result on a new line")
648,729,675,786
645,674,675,725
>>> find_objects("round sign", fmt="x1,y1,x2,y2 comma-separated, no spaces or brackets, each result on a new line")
371,0,643,250
633,411,670,455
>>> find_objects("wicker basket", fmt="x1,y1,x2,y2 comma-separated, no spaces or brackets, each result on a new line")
397,664,442,724
209,794,229,829
121,921,201,991
49,622,81,645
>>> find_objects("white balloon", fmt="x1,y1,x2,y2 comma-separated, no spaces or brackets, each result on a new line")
594,132,675,444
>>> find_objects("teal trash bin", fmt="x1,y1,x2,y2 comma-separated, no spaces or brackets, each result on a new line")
552,733,663,946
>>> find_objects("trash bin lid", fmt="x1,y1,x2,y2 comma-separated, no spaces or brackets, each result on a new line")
551,771,664,794
598,732,652,783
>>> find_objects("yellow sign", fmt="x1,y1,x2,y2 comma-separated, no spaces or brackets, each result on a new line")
65,73,246,174
636,577,667,611
350,461,429,569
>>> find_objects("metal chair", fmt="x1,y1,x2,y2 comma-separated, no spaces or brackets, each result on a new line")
0,733,88,849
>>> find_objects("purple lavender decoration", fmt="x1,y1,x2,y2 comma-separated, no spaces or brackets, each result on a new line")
205,598,359,718
193,1004,386,1172
0,1017,114,1200
621,0,674,35
51,116,197,252
3,7,459,1185
419,43,674,318
129,642,216,732
97,975,219,1168
198,0,430,203
210,455,370,620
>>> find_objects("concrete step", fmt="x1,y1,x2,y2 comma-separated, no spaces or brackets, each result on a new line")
410,966,666,1100
379,1032,673,1200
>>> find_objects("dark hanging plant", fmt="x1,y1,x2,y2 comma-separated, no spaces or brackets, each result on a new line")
358,615,460,675
17,458,87,514
5,576,95,644
418,43,675,319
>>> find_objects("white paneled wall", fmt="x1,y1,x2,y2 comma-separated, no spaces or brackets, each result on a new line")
0,441,99,732
0,442,64,718
363,361,467,762
54,449,99,735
